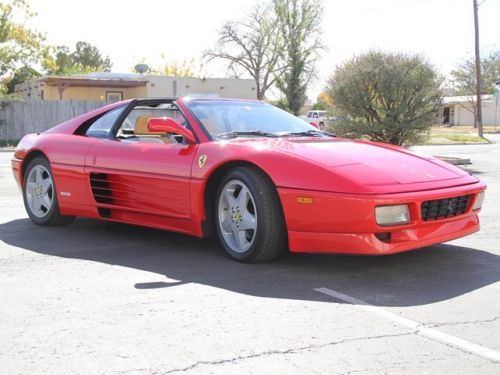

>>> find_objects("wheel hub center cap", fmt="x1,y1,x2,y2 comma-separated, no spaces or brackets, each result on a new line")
232,212,242,222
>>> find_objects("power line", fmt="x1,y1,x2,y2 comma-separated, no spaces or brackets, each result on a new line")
473,0,484,137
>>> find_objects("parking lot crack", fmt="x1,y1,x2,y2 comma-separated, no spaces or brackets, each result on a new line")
427,316,500,328
337,356,463,375
160,332,413,373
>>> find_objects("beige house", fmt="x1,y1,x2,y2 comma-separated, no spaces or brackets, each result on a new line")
14,73,258,101
439,95,500,126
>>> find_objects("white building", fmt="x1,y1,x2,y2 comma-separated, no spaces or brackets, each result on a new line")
439,95,500,126
14,72,258,101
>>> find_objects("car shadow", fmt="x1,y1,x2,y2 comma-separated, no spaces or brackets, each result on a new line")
1,218,498,307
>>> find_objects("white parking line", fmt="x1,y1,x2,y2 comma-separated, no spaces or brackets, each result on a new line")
314,287,500,363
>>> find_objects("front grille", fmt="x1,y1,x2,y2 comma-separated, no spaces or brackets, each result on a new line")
421,195,471,221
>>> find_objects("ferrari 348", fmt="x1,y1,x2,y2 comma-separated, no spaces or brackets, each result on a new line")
12,97,486,262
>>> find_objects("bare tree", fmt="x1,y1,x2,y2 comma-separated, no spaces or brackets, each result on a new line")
450,49,500,127
204,3,283,100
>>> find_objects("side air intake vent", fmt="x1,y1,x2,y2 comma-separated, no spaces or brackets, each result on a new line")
90,173,114,204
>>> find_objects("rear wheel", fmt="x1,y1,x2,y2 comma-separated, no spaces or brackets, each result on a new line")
215,167,286,262
23,157,74,226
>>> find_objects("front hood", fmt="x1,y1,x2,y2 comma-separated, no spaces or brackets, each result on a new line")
282,138,462,184
220,137,477,194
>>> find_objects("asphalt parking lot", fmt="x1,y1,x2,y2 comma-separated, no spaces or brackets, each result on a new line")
1,138,499,374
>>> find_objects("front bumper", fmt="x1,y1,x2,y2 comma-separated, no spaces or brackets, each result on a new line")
277,183,485,255
11,157,22,189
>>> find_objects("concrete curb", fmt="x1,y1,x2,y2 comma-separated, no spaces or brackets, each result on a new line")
436,156,471,166
419,141,493,146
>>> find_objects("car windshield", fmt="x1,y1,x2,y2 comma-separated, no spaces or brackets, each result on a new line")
188,100,325,139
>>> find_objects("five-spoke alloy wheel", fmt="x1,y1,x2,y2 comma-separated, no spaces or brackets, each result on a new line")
218,179,258,254
25,164,54,218
23,156,74,226
215,167,286,262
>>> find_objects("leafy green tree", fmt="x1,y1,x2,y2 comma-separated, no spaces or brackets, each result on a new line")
6,64,39,93
311,92,333,110
43,41,112,75
450,49,500,127
205,3,283,100
327,51,442,146
274,0,324,115
43,46,77,75
72,41,111,71
311,101,325,110
268,98,288,110
0,0,44,76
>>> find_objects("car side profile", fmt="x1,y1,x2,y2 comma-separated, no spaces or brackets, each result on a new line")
12,97,486,262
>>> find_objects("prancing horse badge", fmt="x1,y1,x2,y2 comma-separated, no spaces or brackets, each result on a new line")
198,154,208,168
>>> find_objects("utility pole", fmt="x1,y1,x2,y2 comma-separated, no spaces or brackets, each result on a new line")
473,0,483,137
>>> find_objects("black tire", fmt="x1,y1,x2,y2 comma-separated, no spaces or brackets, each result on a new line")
22,156,74,226
215,166,287,262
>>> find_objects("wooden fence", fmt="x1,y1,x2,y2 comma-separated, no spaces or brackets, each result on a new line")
0,100,111,141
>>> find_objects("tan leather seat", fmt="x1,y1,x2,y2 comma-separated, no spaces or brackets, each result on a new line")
134,115,171,143
134,115,165,136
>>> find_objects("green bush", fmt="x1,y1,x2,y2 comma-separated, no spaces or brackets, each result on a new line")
0,139,19,147
326,51,442,146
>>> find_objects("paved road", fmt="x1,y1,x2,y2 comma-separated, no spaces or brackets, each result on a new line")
1,140,499,374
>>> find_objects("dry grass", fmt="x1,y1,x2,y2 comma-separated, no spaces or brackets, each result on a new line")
421,125,493,145
431,125,499,135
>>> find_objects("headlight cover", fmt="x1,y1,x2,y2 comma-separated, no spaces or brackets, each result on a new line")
375,204,410,226
473,191,485,210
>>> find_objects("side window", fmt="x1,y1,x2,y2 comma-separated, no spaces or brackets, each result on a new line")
312,112,319,119
85,105,126,139
116,103,189,144
307,112,312,118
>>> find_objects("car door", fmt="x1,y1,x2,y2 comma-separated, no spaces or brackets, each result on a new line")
84,101,197,221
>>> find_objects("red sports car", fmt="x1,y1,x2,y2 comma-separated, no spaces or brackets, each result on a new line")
12,97,486,262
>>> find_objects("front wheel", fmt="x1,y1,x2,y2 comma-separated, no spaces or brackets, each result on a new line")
23,156,74,226
215,167,286,262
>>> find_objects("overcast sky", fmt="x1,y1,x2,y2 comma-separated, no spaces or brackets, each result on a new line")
28,0,500,100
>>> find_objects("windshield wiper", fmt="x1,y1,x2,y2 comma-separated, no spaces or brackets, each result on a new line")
279,129,335,137
215,130,279,139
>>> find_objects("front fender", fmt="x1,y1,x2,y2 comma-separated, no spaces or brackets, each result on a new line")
191,141,370,194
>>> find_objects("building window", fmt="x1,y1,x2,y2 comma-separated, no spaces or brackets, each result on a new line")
40,90,44,100
106,91,123,102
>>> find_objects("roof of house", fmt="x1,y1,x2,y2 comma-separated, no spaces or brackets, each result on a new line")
442,94,494,104
41,75,148,88
79,72,143,80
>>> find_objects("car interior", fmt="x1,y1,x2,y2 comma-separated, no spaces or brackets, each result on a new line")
117,103,189,144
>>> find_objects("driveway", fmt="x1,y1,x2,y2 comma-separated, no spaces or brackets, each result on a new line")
0,140,499,374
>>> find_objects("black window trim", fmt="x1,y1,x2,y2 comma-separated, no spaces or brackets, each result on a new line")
110,98,200,143
76,103,128,137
